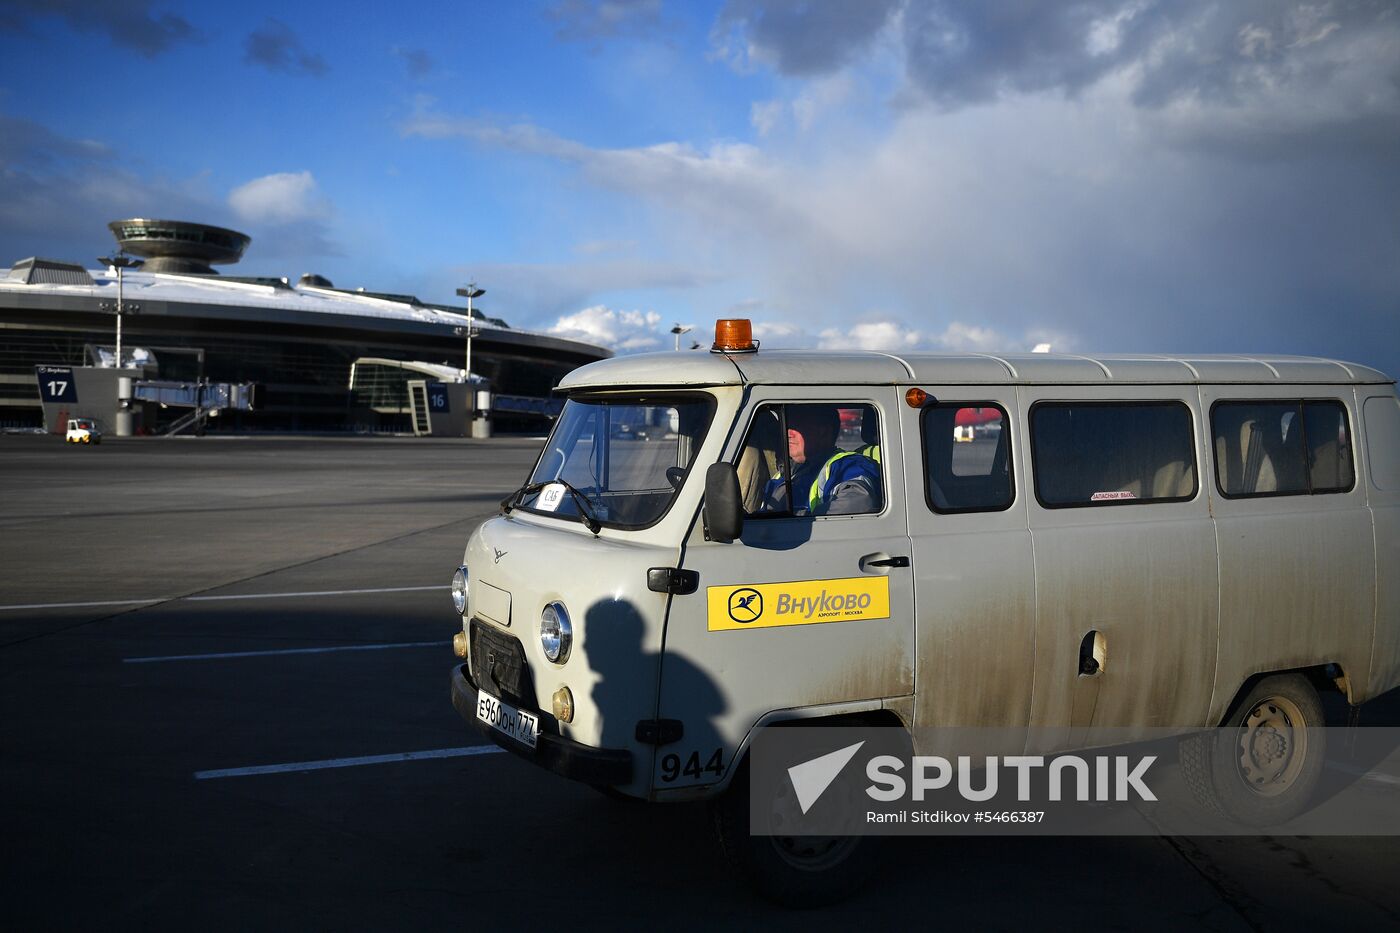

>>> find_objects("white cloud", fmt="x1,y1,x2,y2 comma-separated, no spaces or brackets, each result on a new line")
751,318,1060,354
933,322,1002,352
434,258,715,328
548,305,664,351
573,238,638,256
751,99,784,136
819,320,922,352
1237,24,1275,60
403,105,785,230
749,75,854,137
1086,3,1144,57
404,3,1400,376
228,171,330,225
750,319,811,348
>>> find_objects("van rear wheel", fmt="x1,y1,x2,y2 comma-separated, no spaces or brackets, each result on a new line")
710,757,879,907
1179,673,1325,826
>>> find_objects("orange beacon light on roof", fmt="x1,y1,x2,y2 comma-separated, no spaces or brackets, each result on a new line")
711,319,758,353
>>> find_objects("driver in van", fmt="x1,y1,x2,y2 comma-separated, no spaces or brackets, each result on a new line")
761,405,882,516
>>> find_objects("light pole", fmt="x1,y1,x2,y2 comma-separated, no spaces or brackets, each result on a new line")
98,254,143,368
670,323,692,352
455,283,485,379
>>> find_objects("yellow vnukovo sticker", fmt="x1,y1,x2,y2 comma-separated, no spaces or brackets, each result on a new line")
706,577,890,632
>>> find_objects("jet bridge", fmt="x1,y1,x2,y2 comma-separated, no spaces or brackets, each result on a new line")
128,379,261,436
34,365,260,436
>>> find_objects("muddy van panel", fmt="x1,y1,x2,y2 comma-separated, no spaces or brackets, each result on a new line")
656,386,916,793
1202,385,1377,718
1362,391,1400,698
1019,385,1219,746
901,387,1036,746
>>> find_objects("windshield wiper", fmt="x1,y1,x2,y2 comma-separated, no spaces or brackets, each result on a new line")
500,481,544,514
500,480,603,535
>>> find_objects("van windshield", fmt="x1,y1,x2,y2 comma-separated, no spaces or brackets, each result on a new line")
516,394,715,530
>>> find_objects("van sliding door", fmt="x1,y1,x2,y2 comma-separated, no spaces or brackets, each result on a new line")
1022,386,1219,748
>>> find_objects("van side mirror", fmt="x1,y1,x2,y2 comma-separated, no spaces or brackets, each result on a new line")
703,462,744,543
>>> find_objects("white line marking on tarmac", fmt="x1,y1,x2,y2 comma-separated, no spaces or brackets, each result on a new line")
125,640,448,663
1326,762,1400,788
189,585,446,602
0,598,163,612
0,584,448,613
195,745,505,780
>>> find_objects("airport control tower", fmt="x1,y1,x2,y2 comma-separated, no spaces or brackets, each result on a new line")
107,219,251,274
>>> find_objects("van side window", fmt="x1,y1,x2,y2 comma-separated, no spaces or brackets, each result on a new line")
920,404,1013,513
1211,400,1354,497
1031,402,1197,507
737,403,883,517
1364,396,1400,491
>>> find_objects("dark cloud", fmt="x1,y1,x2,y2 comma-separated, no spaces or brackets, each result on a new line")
0,113,342,271
715,0,901,74
899,1,1134,104
0,113,215,266
244,18,328,76
1120,1,1391,109
0,113,112,165
0,0,198,57
720,0,1400,117
548,0,667,41
391,45,433,78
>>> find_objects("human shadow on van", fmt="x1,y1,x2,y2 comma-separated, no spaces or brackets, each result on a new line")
735,515,814,551
585,598,728,788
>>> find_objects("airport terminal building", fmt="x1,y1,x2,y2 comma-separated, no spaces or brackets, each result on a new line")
0,219,609,432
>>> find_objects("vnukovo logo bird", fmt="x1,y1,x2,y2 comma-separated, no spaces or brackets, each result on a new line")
727,587,763,623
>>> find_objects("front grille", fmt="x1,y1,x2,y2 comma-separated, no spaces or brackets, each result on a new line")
470,619,535,708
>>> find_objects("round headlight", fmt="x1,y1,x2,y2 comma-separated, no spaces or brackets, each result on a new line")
540,601,572,664
451,565,469,615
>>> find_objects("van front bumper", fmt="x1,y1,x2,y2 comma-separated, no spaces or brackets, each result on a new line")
450,664,633,787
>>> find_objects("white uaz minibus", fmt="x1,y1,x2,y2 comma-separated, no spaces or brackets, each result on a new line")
450,320,1400,903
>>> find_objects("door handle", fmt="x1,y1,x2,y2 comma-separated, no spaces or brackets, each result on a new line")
860,553,909,572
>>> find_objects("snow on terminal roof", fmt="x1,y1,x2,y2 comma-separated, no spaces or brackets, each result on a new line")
0,266,606,351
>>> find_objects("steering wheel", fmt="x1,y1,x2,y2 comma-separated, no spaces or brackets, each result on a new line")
665,466,686,490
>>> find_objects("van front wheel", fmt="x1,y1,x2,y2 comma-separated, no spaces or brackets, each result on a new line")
1179,673,1325,826
710,758,880,908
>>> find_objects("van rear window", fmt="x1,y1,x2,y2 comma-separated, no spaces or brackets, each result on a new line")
1031,402,1197,508
1211,400,1354,497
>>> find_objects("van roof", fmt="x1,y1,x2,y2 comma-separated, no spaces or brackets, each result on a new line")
558,350,1395,391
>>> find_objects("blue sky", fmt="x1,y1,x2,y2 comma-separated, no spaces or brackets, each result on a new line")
1,1,1397,374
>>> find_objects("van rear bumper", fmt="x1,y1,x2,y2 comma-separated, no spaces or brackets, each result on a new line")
449,664,633,787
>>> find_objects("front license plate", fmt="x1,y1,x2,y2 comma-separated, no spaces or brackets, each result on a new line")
475,688,540,749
